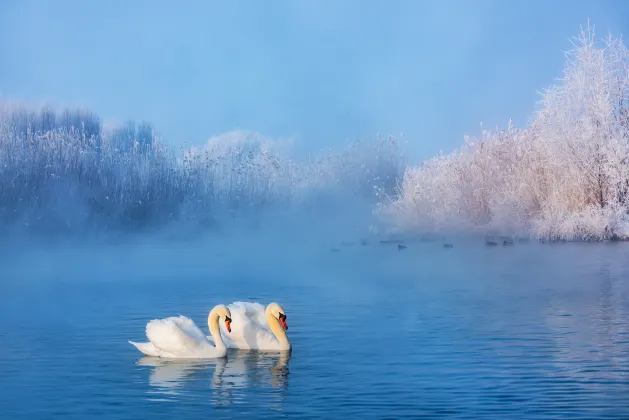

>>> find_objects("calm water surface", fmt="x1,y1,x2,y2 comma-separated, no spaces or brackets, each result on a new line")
2,239,629,419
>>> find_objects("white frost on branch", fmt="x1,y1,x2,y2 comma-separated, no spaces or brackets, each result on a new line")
377,23,629,241
0,107,404,233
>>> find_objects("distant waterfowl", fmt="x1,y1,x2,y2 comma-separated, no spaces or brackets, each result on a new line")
398,244,407,250
129,304,232,359
486,241,498,246
208,302,291,351
380,239,405,245
443,243,454,248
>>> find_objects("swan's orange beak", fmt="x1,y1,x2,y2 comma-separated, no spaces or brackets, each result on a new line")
279,314,288,330
225,318,232,333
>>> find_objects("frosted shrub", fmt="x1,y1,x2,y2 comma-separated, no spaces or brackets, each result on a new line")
378,24,629,241
0,103,405,236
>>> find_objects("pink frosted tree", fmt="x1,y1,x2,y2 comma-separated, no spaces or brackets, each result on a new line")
378,23,629,240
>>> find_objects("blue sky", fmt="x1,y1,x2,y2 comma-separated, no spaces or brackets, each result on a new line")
1,0,628,161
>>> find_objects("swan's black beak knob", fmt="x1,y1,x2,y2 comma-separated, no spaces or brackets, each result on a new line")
225,317,232,333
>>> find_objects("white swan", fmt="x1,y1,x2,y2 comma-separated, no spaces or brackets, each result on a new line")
209,302,291,351
129,304,232,359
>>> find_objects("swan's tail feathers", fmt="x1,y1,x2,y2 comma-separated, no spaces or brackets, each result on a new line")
129,340,162,357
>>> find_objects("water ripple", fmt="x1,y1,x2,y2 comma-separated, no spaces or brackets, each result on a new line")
2,243,629,418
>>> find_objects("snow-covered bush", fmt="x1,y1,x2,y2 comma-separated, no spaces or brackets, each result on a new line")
377,24,629,240
0,104,405,236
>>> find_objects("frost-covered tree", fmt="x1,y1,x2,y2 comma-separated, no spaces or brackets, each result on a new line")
378,24,629,241
0,100,404,236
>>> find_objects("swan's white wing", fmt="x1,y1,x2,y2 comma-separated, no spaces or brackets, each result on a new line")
231,302,268,330
171,315,208,343
145,316,208,355
241,302,269,330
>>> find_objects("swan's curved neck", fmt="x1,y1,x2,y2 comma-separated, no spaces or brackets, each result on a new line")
208,308,226,349
266,308,291,351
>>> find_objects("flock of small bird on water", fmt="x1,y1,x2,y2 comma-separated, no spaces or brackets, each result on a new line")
329,235,567,253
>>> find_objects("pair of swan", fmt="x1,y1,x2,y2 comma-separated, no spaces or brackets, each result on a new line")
129,302,290,359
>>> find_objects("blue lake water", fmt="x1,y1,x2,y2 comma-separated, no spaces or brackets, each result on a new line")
2,238,629,419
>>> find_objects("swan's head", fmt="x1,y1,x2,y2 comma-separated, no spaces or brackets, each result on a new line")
268,302,288,330
214,304,232,333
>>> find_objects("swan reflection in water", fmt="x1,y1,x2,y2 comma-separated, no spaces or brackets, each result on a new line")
137,350,291,407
